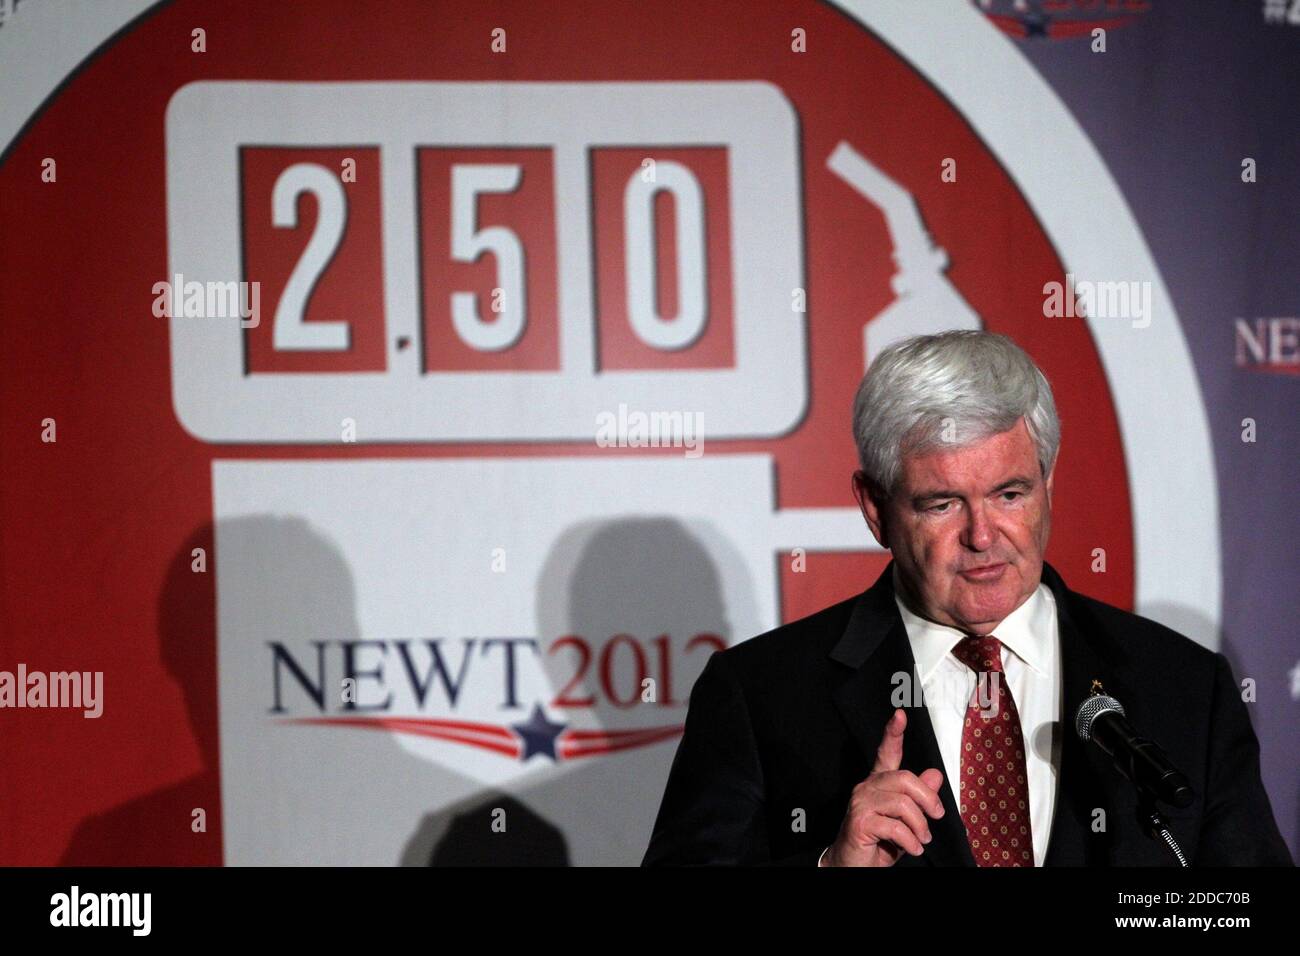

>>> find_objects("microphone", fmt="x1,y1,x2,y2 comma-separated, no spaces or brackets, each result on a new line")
1075,692,1195,809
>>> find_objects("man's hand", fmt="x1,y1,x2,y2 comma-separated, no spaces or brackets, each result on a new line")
822,708,947,866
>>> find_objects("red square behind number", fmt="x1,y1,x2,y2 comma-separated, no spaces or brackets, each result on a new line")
241,147,386,374
591,147,735,371
417,147,559,372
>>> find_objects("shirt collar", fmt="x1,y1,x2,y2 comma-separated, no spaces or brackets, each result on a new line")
893,572,1056,684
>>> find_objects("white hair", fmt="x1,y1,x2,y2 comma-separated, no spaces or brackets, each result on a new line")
852,331,1060,494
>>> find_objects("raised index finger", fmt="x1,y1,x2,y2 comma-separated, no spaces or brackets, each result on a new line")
871,707,906,774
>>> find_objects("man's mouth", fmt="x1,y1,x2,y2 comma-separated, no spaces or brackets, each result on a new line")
959,562,1007,581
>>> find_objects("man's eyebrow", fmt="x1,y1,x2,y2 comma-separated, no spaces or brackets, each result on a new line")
911,488,962,504
909,476,1035,504
990,476,1036,493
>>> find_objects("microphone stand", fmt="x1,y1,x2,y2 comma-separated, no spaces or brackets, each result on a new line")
1136,786,1190,867
1083,682,1192,867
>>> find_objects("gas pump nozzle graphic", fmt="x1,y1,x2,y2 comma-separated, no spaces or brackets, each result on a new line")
763,144,982,557
826,142,982,370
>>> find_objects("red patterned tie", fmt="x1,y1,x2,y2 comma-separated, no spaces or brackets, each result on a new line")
951,635,1034,866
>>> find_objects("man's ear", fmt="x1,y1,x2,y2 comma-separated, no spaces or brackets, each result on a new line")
852,470,889,549
1044,457,1057,506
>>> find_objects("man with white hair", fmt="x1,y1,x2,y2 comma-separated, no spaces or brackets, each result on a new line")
643,331,1292,867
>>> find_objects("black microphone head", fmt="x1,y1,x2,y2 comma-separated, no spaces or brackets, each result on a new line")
1075,693,1126,742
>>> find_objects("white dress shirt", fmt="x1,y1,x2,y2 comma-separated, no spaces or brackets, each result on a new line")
820,582,1062,866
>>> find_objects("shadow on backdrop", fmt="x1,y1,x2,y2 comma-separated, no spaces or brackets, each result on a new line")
60,523,223,865
403,515,757,866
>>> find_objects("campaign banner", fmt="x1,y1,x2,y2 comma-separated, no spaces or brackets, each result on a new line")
1,0,1294,865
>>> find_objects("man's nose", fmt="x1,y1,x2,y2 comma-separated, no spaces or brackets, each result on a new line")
961,501,994,552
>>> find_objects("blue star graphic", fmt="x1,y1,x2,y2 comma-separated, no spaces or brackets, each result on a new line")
512,703,567,762
1024,15,1050,38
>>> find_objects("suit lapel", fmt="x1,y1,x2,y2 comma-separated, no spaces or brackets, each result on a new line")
1040,563,1130,866
828,565,976,867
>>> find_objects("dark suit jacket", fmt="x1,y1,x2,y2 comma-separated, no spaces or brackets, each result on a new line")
642,562,1294,866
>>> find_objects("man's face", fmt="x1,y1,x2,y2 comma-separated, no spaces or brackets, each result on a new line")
853,418,1054,635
